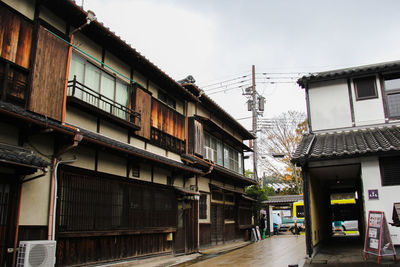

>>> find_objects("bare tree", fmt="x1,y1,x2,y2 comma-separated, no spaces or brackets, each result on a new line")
258,111,307,194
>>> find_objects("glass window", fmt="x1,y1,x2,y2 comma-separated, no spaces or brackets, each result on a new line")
384,77,400,118
217,141,223,166
354,76,377,100
224,147,229,168
100,71,115,112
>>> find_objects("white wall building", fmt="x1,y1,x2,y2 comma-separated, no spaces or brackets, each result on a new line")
293,60,400,257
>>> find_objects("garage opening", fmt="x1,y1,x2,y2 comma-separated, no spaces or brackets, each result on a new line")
308,164,365,252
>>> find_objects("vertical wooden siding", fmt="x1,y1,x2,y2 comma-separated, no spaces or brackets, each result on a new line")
151,99,185,140
188,118,203,156
135,87,151,139
29,25,68,121
0,5,32,68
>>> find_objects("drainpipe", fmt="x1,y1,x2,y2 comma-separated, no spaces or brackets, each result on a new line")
61,10,96,124
47,132,82,240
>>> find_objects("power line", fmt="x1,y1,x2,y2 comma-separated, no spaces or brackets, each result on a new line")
200,74,250,88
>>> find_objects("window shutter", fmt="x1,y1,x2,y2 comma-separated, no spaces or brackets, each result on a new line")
380,156,400,186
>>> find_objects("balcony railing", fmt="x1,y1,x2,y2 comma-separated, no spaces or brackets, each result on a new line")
67,77,141,129
151,127,185,154
0,59,29,105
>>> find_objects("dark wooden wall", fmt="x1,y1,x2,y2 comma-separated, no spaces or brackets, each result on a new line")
0,5,32,69
56,233,172,266
151,99,185,140
224,223,236,242
29,25,68,121
199,223,211,247
135,87,151,139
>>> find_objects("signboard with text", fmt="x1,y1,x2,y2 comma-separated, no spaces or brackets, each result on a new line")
364,211,397,263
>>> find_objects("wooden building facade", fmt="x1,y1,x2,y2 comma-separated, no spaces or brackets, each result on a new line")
0,0,256,266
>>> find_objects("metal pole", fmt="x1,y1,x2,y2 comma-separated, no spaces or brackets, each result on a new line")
252,65,258,181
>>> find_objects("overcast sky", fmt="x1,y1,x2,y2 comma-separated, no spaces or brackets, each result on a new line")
83,0,400,130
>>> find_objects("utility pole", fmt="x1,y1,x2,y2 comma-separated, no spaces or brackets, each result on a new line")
251,65,258,181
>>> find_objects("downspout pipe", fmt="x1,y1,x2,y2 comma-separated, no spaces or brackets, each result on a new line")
47,133,82,240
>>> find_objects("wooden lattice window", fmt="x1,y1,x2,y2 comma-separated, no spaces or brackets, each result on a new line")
380,156,400,186
57,167,177,232
199,194,207,219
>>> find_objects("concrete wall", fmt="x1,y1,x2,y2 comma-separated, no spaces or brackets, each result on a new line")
361,157,400,244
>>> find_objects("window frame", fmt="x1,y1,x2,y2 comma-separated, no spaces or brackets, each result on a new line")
382,73,400,120
353,76,378,101
199,193,208,220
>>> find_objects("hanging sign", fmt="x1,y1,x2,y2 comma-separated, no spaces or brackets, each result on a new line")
364,211,397,264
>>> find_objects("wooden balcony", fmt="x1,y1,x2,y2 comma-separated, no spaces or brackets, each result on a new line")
151,127,185,154
67,77,141,130
0,59,29,105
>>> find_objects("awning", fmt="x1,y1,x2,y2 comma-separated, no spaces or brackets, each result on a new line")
174,186,200,196
209,183,244,194
0,143,49,174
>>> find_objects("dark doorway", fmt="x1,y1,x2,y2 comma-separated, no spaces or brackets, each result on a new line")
174,200,197,255
211,203,224,245
0,178,18,267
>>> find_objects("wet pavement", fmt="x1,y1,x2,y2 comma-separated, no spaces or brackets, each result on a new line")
181,234,306,267
304,236,400,267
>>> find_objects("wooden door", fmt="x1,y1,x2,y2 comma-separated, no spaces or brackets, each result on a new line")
0,180,18,267
174,202,185,254
211,204,224,245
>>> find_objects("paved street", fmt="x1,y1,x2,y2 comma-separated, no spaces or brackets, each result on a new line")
185,235,306,267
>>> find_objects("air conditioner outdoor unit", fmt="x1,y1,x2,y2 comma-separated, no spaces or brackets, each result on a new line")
204,147,215,162
17,240,56,267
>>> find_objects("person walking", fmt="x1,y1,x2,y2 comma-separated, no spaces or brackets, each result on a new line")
260,214,266,239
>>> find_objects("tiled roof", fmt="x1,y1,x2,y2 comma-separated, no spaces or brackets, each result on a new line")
0,143,50,169
0,101,202,174
263,195,303,205
297,60,400,88
292,125,400,164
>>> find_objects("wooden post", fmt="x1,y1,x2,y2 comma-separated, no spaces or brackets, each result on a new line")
1,62,10,101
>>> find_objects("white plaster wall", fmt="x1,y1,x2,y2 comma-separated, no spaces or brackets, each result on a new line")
361,158,400,244
187,102,196,117
20,171,50,225
132,71,147,89
174,174,184,187
20,135,54,225
146,143,166,157
104,51,131,84
73,33,102,63
0,122,19,145
62,146,96,171
131,163,151,182
97,152,126,177
39,6,66,34
350,76,385,126
130,137,146,150
148,81,158,96
153,168,169,185
197,177,210,193
65,107,97,132
308,79,352,131
167,151,181,162
2,0,34,19
197,105,209,118
99,120,128,143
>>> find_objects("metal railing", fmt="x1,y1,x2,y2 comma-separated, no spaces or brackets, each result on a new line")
67,76,141,128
